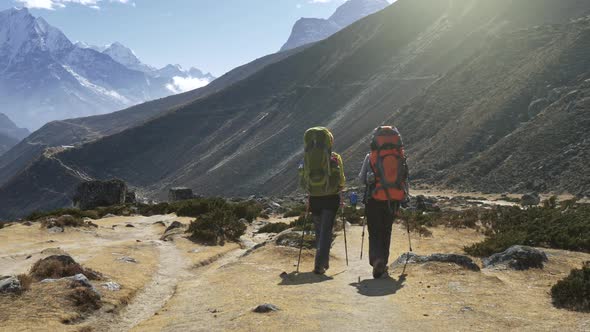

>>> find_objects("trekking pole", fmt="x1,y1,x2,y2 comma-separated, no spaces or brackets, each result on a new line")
360,217,366,260
341,192,349,266
296,196,311,273
360,189,368,260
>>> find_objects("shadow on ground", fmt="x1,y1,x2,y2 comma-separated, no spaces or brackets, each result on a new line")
278,271,334,285
350,274,406,297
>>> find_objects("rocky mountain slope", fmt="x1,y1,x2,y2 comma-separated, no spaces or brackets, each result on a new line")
280,0,389,51
0,8,213,130
1,0,590,219
373,17,590,197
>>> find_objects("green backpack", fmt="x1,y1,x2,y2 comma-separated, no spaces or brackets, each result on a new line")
301,127,340,196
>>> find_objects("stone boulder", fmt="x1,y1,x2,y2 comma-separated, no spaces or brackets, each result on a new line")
483,245,548,270
253,303,280,313
125,191,137,204
0,276,22,293
73,179,128,210
391,252,481,272
521,193,541,207
161,221,186,241
168,187,194,202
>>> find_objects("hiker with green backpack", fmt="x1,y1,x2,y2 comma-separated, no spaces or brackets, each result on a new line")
299,127,346,275
359,126,409,278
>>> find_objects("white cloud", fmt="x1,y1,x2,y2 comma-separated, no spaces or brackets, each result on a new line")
166,76,210,94
17,0,132,10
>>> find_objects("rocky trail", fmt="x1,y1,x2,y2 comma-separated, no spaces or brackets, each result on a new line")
1,212,589,332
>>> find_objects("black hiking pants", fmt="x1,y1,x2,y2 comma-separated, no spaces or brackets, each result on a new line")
310,195,340,270
366,199,399,267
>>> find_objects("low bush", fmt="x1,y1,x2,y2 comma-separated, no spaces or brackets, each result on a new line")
289,215,314,232
27,208,99,221
29,255,102,281
341,206,364,225
40,215,86,228
258,222,290,234
187,208,246,245
232,200,263,222
68,287,102,312
283,204,306,218
464,202,590,257
551,262,590,312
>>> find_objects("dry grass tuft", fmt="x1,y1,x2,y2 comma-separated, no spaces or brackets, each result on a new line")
68,287,102,312
29,255,102,281
16,274,33,292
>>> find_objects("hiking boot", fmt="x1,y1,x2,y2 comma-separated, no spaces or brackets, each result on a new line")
373,259,388,279
313,266,326,275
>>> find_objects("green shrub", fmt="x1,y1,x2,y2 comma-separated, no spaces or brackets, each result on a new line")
26,208,100,221
465,203,590,257
290,215,314,232
40,215,86,228
258,222,290,234
551,262,590,312
341,206,364,225
231,201,263,222
283,204,306,218
187,208,246,245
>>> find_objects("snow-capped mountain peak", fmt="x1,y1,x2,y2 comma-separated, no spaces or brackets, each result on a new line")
0,7,215,130
103,41,155,72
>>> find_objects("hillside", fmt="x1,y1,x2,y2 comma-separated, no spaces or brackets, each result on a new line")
0,46,307,189
2,0,590,218
372,18,590,197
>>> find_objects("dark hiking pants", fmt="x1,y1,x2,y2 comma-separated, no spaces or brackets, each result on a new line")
310,195,340,270
366,199,399,267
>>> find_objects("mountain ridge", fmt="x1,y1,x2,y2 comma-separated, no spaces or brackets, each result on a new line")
280,0,389,51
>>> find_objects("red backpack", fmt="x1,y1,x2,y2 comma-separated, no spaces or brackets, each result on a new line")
369,126,408,202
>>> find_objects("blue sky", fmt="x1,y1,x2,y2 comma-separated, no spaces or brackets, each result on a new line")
0,0,357,76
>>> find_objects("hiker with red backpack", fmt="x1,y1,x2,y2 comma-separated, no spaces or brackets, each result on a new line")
359,126,409,279
299,127,346,275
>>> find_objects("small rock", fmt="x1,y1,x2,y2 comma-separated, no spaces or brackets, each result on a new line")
25,255,32,260
117,256,138,264
0,276,22,293
87,222,99,228
104,214,117,218
483,245,548,270
164,221,183,233
70,274,93,288
22,221,33,226
102,281,121,291
239,218,249,224
391,253,480,272
153,221,166,227
48,226,64,233
125,224,135,228
253,303,280,313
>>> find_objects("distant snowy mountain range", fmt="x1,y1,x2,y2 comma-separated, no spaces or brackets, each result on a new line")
0,7,215,130
281,0,390,51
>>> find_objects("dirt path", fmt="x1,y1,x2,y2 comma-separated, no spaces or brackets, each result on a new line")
3,214,589,332
96,240,190,332
127,224,590,332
